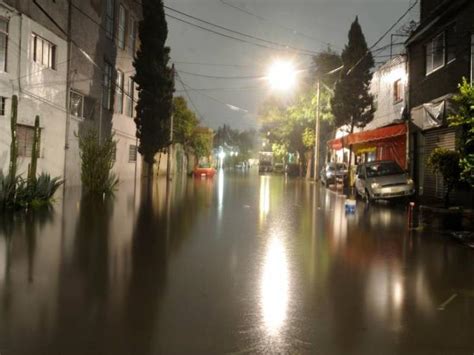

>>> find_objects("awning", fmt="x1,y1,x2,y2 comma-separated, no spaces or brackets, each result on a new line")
345,123,407,146
328,138,343,150
327,123,407,150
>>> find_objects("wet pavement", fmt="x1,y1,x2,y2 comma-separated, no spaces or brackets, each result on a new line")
0,170,473,355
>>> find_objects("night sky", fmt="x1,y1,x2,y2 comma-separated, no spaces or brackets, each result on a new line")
166,0,418,130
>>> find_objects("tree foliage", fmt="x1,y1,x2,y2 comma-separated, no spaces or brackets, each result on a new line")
427,148,462,207
331,17,374,132
191,128,213,161
133,0,174,166
173,96,199,149
448,78,474,186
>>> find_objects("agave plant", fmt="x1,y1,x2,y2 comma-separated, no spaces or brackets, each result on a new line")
28,173,64,206
0,172,20,210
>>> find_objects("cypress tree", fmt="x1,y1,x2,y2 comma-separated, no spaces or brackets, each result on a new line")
331,17,374,133
133,0,174,175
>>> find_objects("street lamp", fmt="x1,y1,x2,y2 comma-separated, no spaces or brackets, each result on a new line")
266,60,297,91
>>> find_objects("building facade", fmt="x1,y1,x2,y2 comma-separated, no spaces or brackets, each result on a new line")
1,0,142,186
0,2,67,179
328,55,409,170
406,0,473,202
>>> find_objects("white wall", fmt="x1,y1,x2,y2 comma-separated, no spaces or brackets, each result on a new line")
367,55,407,130
0,8,67,179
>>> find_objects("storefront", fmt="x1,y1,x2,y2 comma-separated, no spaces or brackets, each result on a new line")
327,123,408,169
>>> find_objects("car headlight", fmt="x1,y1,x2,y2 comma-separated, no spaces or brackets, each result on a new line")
407,178,414,185
371,182,381,189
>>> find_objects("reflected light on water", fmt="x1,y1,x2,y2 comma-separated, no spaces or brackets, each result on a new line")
259,176,270,220
260,236,289,335
217,169,224,212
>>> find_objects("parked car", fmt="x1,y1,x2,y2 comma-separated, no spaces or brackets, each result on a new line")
320,162,348,185
259,161,273,174
273,162,286,174
354,160,415,202
193,165,216,178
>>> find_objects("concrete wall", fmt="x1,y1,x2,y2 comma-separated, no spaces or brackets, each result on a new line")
0,6,67,179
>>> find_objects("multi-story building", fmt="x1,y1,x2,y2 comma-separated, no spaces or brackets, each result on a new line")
328,55,409,170
2,0,142,186
0,2,68,178
406,0,473,203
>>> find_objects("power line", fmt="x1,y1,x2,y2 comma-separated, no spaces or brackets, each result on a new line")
175,72,205,121
164,5,320,56
218,0,340,49
166,14,317,57
177,69,265,80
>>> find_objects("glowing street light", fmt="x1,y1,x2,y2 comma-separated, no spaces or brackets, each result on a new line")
267,60,297,91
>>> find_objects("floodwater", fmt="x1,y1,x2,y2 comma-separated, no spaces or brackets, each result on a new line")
0,170,473,355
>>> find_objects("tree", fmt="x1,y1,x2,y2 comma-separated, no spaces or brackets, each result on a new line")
312,47,343,87
427,148,462,208
448,78,474,187
191,128,213,165
133,0,174,174
331,17,374,132
173,96,199,149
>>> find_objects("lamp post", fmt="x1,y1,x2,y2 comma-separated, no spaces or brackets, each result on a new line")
313,79,321,181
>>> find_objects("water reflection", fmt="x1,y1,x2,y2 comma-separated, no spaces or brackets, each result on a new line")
260,235,289,335
0,175,472,354
259,175,270,221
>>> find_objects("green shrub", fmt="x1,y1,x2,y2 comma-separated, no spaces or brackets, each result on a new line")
427,148,462,207
79,130,118,195
0,172,19,209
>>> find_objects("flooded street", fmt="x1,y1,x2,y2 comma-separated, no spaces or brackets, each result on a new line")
0,171,473,355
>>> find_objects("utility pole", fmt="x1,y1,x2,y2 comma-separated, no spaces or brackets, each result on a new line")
313,79,321,181
166,65,175,182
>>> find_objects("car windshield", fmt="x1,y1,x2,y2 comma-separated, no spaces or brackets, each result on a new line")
366,162,404,178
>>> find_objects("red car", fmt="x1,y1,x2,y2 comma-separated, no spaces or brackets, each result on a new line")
193,166,216,178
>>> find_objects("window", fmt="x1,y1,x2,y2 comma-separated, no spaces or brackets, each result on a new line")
70,90,84,117
125,77,134,117
128,17,137,55
17,125,39,158
393,79,403,103
32,34,56,69
115,69,124,113
0,18,8,72
103,61,113,110
111,145,117,162
0,97,5,115
118,5,126,49
129,145,137,162
105,0,115,39
425,32,445,75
